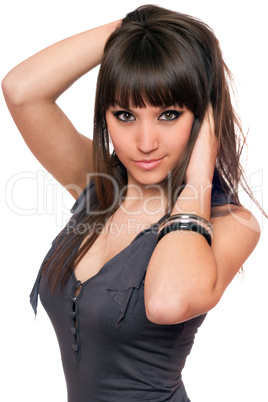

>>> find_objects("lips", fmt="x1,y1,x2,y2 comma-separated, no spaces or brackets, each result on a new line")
133,158,164,170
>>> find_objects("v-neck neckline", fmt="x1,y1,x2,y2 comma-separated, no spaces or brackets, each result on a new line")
71,211,170,286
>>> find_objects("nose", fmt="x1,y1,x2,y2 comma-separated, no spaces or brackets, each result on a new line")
136,122,159,154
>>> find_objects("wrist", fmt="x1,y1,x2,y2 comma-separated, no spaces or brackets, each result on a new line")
172,182,212,221
186,173,214,188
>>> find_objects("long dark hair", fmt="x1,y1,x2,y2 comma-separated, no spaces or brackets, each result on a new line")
43,5,256,292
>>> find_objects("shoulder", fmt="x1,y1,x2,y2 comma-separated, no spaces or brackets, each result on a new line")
70,179,97,214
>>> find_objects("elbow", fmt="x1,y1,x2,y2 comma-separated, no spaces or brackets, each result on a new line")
145,297,188,325
145,297,194,325
2,71,30,107
145,289,221,325
144,259,222,325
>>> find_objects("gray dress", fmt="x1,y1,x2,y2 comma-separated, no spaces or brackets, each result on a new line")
30,177,236,401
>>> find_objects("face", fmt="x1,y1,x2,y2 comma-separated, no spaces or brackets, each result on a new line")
105,104,194,188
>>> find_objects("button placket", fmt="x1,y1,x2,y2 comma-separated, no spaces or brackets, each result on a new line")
69,280,82,361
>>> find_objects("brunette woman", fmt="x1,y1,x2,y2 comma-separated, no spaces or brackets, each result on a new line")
2,5,261,401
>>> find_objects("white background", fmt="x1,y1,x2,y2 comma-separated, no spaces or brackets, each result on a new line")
1,0,267,401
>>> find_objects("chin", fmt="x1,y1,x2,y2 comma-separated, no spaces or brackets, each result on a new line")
128,172,169,188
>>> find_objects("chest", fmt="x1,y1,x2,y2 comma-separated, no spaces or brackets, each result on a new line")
74,212,160,284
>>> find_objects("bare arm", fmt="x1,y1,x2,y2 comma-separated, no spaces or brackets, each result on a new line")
2,21,120,199
144,108,260,325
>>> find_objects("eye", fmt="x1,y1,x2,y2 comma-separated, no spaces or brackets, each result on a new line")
112,111,136,122
159,110,183,121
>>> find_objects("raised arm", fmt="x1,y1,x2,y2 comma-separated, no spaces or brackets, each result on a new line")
2,21,120,199
144,107,260,325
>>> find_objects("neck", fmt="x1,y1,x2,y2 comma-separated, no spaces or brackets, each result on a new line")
121,182,168,218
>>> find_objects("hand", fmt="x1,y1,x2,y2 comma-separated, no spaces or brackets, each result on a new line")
185,105,218,186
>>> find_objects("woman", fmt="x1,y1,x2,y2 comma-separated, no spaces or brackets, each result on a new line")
2,4,261,401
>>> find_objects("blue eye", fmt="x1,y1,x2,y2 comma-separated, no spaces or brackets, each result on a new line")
113,111,135,122
159,111,183,121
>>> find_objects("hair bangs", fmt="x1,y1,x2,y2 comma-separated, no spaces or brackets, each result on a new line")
100,32,203,114
110,59,186,110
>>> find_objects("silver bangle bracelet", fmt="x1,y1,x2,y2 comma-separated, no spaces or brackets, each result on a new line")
157,214,213,245
158,213,213,234
159,218,213,238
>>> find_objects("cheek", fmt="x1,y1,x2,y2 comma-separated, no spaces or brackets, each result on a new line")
108,131,130,160
106,119,120,152
111,139,123,155
108,129,124,150
106,118,132,157
171,121,193,154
